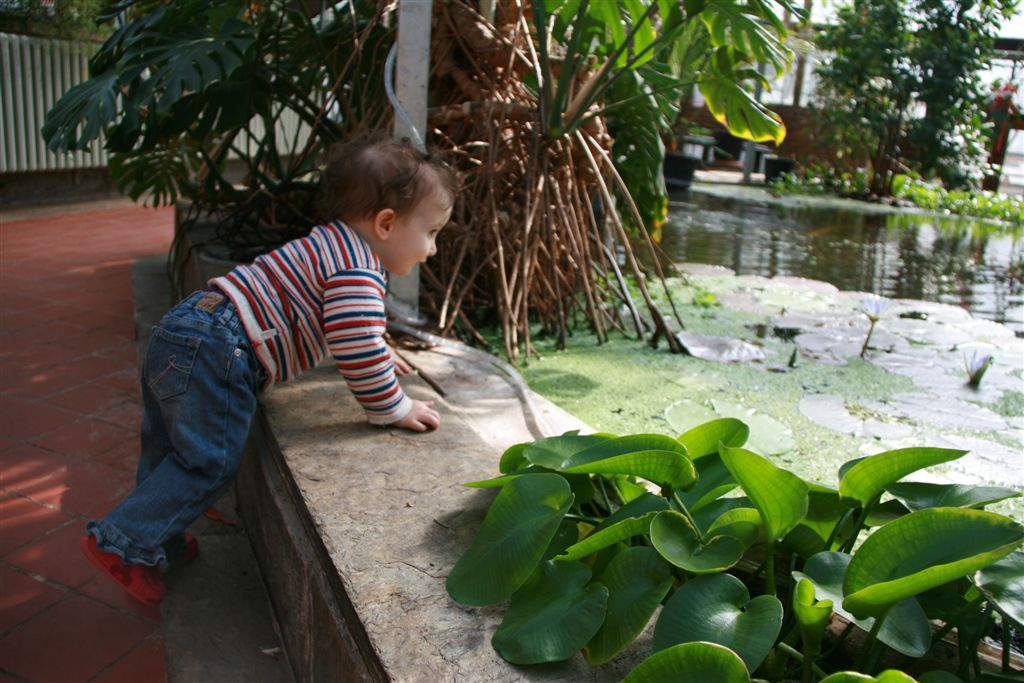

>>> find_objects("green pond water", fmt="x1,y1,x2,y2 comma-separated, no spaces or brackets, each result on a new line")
516,186,1024,521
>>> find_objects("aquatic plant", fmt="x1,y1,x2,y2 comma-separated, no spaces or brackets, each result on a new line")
447,422,1024,681
859,296,890,358
965,351,994,388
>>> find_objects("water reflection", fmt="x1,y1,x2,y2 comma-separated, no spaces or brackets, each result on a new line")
662,190,1024,332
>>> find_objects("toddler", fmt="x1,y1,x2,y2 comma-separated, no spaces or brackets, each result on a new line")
81,138,457,605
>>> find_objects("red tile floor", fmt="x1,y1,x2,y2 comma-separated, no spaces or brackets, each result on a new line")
1,200,174,682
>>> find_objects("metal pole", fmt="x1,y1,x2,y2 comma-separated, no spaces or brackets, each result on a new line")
742,63,766,183
389,0,434,322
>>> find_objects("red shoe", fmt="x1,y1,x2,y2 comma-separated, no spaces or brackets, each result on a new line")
80,535,166,606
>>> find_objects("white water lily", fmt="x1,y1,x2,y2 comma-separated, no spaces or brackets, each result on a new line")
859,296,891,357
964,351,994,388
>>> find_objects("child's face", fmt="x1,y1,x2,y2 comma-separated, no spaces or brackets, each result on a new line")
380,188,452,276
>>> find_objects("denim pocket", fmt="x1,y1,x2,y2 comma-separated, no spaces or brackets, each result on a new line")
145,326,201,400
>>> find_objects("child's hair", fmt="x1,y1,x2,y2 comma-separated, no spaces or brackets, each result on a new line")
320,137,458,224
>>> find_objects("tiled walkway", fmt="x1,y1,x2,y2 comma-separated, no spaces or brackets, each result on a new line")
1,201,174,682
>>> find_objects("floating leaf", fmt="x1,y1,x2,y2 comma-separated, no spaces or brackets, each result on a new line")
650,510,745,574
839,447,967,508
492,560,608,664
843,508,1024,619
653,573,783,672
446,474,573,606
585,547,674,664
621,642,751,683
711,400,795,456
664,400,719,435
720,446,808,540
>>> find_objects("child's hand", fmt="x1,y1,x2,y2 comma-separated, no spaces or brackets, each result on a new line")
390,348,413,376
393,400,440,432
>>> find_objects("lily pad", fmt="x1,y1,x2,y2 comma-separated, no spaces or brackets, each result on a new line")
798,394,914,440
863,393,1008,432
674,331,767,364
711,400,795,456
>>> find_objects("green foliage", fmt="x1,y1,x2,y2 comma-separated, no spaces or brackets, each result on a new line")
772,167,1024,226
447,421,1024,680
813,0,1016,195
43,0,391,232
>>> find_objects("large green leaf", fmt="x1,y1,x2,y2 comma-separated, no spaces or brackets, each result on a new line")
521,431,612,470
650,510,745,574
885,482,1021,511
42,71,121,152
819,672,918,683
793,551,931,658
843,508,1024,619
622,642,751,683
591,492,669,534
699,70,786,145
782,484,855,557
719,446,808,540
675,452,738,515
446,474,573,606
705,507,763,548
492,560,608,664
793,578,832,654
585,547,674,664
838,447,967,508
974,551,1024,627
701,0,789,69
562,434,696,488
653,573,783,672
559,512,659,561
676,417,749,459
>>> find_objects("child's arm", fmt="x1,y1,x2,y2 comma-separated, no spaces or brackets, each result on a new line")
323,269,434,430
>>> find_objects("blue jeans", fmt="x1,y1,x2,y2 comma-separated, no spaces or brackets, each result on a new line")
87,290,266,569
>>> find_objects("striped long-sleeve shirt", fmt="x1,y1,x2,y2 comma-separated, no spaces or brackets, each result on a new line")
209,221,412,425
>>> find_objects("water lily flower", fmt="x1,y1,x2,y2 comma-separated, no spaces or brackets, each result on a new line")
859,296,891,323
964,352,993,388
859,296,890,357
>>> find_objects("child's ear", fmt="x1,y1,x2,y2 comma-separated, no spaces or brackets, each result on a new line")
372,208,397,241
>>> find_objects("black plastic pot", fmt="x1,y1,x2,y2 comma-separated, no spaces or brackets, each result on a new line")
764,157,796,183
713,130,744,161
663,152,702,191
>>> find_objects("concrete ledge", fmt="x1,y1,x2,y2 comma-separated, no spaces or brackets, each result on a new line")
239,351,649,681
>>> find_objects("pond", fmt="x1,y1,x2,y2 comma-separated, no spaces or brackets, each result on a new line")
662,184,1024,335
